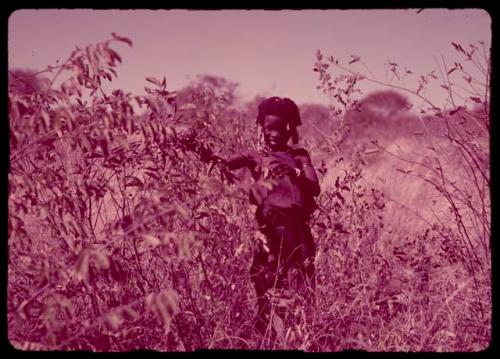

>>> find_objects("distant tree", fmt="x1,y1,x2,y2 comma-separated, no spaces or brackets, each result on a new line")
299,103,332,148
175,74,251,156
176,74,239,107
343,90,422,150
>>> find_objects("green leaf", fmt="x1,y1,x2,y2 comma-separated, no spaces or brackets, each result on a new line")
161,289,180,317
75,250,90,283
201,177,223,193
180,103,196,111
272,314,285,340
142,233,161,247
120,306,138,321
175,205,189,221
143,96,160,114
107,48,122,64
106,311,124,331
177,232,193,259
144,170,161,180
93,250,110,270
54,115,63,138
111,32,133,47
41,110,51,132
145,289,180,329
146,76,162,87
124,175,144,188
363,148,379,155
334,192,345,204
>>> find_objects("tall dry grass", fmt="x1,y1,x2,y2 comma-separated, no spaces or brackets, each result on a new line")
8,36,490,351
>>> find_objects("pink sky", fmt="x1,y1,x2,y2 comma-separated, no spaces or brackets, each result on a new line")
8,9,491,107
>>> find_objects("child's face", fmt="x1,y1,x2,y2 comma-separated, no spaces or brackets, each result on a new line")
262,115,290,150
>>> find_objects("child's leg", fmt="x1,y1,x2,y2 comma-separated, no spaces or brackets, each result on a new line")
250,243,274,333
301,223,316,288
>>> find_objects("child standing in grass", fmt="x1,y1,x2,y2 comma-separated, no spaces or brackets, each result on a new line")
219,97,321,332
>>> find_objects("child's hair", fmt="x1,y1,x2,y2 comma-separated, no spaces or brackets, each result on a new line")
256,97,301,144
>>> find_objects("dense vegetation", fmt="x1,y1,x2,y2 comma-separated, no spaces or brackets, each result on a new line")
8,34,490,351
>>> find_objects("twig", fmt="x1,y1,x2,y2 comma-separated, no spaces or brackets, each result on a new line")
16,283,51,316
419,277,473,350
331,61,439,112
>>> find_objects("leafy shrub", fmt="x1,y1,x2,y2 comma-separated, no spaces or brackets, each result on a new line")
8,35,490,351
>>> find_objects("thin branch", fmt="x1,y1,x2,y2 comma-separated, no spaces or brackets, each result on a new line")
16,283,51,316
439,55,457,108
332,61,439,111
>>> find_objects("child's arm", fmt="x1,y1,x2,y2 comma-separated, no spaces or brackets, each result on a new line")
176,131,252,183
293,149,321,197
225,155,256,171
209,152,259,183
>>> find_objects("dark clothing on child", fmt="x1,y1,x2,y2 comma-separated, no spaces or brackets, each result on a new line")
251,205,316,300
228,146,318,330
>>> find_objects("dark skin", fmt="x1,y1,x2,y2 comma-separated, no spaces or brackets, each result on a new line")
224,115,320,197
212,114,319,331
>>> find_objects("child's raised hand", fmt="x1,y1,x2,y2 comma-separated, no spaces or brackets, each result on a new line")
208,155,238,184
272,163,300,180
